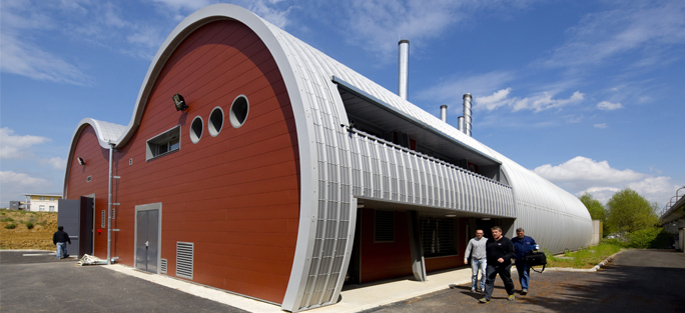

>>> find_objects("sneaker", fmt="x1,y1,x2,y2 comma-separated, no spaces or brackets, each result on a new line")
479,298,490,303
508,294,516,301
521,289,528,295
471,288,476,293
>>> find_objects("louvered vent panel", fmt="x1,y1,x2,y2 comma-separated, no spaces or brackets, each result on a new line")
160,258,167,274
374,210,394,242
176,242,194,280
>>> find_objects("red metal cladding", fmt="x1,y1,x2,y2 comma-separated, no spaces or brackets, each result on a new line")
66,20,299,304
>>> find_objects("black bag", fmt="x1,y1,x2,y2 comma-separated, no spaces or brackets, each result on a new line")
524,251,547,273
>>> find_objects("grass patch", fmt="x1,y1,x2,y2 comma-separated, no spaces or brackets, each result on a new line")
545,242,622,269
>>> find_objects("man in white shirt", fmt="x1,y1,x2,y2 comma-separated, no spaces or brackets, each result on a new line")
464,229,488,292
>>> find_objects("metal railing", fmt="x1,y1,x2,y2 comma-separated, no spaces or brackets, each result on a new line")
659,186,685,218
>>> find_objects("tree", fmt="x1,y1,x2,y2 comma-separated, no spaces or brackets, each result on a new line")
580,193,606,221
605,188,659,234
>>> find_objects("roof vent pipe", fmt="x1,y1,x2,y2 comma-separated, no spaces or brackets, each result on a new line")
398,39,409,100
458,116,464,132
440,105,448,122
462,93,472,136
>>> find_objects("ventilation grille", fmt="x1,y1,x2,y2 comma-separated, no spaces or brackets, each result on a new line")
176,242,193,279
160,258,167,274
374,210,395,242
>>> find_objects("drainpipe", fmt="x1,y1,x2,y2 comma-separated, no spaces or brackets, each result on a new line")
107,142,114,265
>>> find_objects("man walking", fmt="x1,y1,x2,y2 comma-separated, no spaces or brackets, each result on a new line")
512,227,537,295
52,226,71,259
480,226,516,303
464,229,487,292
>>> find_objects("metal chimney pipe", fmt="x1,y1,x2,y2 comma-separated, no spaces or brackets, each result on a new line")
398,39,410,100
458,116,464,132
462,93,473,136
440,105,448,122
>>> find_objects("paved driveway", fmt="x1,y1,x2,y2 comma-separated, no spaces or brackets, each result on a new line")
359,249,685,313
0,250,248,313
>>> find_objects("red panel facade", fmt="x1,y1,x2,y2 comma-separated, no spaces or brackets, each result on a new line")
65,20,299,304
359,209,413,283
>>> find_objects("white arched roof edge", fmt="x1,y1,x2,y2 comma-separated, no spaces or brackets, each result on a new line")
114,4,317,309
62,118,127,198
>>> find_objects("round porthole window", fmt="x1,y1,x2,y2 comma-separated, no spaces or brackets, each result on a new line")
190,116,203,143
208,106,224,137
230,95,249,128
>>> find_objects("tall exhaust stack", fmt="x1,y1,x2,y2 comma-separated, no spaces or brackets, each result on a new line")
398,39,409,100
440,105,448,122
462,93,473,136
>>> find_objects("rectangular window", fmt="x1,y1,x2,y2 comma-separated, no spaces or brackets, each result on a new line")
101,210,106,228
374,210,395,243
146,126,181,161
39,205,45,211
50,197,55,201
420,218,457,257
49,206,55,212
40,197,45,201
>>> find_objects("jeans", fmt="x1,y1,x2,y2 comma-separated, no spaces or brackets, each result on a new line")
470,257,487,291
516,261,530,290
56,242,67,259
483,262,514,300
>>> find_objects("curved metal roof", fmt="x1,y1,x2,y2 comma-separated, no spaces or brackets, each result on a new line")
63,4,592,311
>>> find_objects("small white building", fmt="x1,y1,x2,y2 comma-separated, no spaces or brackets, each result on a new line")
22,193,62,212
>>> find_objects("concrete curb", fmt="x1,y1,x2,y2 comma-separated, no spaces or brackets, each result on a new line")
544,249,626,272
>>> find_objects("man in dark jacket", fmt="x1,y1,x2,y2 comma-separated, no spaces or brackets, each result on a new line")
479,226,516,303
52,226,71,259
512,228,537,295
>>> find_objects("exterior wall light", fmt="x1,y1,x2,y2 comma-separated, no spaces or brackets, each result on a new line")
172,93,188,111
77,157,86,165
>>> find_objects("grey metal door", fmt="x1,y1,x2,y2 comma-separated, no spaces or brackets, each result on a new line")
136,209,159,273
57,197,94,258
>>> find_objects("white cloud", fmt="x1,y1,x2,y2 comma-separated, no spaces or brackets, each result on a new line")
476,88,512,111
151,0,212,12
541,2,685,69
0,128,51,159
536,156,681,207
45,157,67,171
512,91,584,112
0,171,50,187
0,31,92,86
416,71,515,106
594,123,608,129
597,101,623,110
575,186,621,204
0,171,52,206
534,156,648,186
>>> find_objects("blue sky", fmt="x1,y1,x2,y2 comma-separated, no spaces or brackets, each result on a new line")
1,0,683,212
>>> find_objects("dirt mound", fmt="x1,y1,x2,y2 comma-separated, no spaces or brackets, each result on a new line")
0,209,58,251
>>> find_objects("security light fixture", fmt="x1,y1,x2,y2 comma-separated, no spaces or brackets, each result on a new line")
172,93,188,111
77,157,85,165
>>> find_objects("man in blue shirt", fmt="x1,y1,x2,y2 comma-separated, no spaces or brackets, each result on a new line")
512,228,537,295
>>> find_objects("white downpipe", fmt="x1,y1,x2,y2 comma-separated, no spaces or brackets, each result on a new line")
107,143,113,265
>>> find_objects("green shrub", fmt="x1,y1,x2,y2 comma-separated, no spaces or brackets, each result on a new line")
5,223,17,229
1,217,14,222
25,222,34,229
647,228,676,249
626,227,662,248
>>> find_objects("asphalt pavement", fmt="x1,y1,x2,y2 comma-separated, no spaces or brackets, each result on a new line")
359,249,685,313
1,249,684,313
